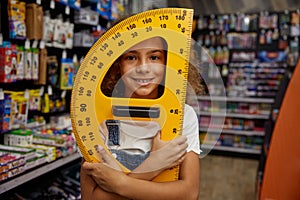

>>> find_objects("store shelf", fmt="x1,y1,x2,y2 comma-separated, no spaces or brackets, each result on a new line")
200,111,270,119
0,152,81,195
197,95,270,153
196,96,274,103
201,144,261,154
200,127,265,136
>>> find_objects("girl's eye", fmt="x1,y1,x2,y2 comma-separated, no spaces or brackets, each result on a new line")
125,55,136,60
150,55,159,60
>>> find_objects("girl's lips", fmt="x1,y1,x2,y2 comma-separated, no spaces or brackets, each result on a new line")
132,78,154,86
132,78,154,84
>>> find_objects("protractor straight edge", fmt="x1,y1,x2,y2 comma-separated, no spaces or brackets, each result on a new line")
71,8,194,182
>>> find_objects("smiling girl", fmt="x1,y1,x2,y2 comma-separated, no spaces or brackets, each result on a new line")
80,36,204,200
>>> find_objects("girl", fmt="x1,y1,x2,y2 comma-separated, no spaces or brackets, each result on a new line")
80,36,205,200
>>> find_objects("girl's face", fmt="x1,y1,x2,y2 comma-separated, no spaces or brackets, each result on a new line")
120,37,166,99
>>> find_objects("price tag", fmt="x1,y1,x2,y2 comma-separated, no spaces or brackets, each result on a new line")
50,0,55,9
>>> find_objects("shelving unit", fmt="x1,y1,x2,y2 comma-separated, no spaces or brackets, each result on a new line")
0,0,155,197
200,111,270,119
192,9,300,157
0,0,298,198
196,95,274,103
197,96,274,155
201,144,261,154
0,0,117,196
0,152,81,195
200,128,265,136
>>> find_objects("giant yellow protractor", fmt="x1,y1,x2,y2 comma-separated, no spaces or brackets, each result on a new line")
71,8,194,182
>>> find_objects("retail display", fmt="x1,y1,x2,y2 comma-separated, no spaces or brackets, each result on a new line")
198,96,273,154
193,10,299,155
0,0,124,197
0,0,299,198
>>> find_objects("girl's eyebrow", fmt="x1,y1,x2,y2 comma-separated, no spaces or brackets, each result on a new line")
125,50,138,54
149,49,164,54
124,49,164,54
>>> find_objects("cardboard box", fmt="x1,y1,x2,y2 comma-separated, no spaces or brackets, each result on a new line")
26,4,43,40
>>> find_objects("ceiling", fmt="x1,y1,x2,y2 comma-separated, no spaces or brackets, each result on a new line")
168,0,300,15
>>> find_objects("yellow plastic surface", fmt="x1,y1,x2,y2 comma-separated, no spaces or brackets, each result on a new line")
71,8,194,182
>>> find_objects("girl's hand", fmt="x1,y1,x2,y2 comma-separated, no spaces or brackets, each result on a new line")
82,161,126,194
81,146,125,194
97,145,122,171
133,131,188,174
151,131,188,169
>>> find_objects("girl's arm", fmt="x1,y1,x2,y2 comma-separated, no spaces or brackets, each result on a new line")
82,151,200,200
80,134,189,199
81,133,190,199
96,133,188,181
80,158,129,200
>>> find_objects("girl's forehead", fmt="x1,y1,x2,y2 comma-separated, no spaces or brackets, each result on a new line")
128,37,166,51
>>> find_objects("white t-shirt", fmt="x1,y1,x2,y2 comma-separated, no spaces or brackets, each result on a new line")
183,104,201,155
101,104,201,155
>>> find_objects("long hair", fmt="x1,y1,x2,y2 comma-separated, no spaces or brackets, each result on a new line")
101,57,123,97
188,46,206,96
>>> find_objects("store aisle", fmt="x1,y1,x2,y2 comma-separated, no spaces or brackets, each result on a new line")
199,155,259,200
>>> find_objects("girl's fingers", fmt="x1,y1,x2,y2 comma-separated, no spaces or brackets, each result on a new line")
173,135,187,145
82,162,96,172
98,146,122,171
98,146,111,163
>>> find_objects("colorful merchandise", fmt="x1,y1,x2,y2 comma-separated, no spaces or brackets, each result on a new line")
68,0,81,10
47,56,59,88
7,0,26,39
16,45,25,80
60,58,74,90
29,89,41,111
7,91,29,130
0,93,12,132
4,129,33,146
0,41,16,83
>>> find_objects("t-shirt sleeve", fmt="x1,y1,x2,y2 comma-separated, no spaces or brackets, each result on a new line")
183,104,201,155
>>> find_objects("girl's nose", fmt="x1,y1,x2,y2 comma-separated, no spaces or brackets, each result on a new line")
136,58,150,73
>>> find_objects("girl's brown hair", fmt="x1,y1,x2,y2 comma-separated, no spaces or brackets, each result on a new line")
188,46,206,96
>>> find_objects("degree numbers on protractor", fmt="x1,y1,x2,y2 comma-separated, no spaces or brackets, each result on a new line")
71,8,194,181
